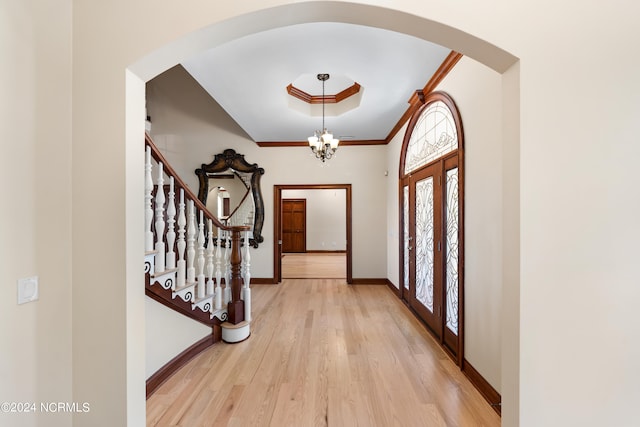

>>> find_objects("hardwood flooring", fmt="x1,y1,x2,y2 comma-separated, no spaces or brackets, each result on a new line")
282,253,346,279
147,278,500,426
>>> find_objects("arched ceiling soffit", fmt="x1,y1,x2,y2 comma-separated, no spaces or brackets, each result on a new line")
132,2,518,145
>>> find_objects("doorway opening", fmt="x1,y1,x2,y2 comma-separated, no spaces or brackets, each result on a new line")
399,92,464,366
274,184,352,283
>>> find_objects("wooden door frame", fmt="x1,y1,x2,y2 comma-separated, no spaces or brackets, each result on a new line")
274,184,352,283
398,91,465,368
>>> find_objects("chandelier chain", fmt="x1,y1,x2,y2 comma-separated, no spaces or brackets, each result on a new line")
308,73,339,163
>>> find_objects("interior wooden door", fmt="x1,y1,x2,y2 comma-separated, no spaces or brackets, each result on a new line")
282,199,306,252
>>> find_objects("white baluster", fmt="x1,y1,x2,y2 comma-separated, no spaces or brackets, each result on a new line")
214,227,222,310
144,146,154,252
154,162,166,273
243,230,252,322
206,219,214,296
196,210,206,299
224,232,231,304
186,200,196,286
166,177,176,269
176,189,186,288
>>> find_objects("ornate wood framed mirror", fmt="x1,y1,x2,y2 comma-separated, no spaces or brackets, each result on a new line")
195,149,264,248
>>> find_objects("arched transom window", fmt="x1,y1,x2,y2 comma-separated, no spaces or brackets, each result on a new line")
404,100,459,175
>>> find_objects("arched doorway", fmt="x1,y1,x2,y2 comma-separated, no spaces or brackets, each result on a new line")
399,91,465,364
116,3,520,424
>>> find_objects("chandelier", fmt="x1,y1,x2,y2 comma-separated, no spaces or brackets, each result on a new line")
308,73,339,162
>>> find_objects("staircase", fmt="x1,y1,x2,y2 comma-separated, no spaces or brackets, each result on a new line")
144,134,252,365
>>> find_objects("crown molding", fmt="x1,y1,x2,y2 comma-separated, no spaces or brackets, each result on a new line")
286,82,361,104
256,139,386,147
258,51,462,148
384,50,463,144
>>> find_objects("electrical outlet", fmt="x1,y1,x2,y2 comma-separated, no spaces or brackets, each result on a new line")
18,276,39,305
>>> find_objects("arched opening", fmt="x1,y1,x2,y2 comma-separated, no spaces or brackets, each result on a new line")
123,2,520,423
399,91,465,365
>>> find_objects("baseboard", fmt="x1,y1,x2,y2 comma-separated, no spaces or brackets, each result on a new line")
250,277,278,285
251,277,398,287
305,250,347,254
462,358,502,416
251,277,390,285
385,279,401,296
146,333,216,399
350,278,392,285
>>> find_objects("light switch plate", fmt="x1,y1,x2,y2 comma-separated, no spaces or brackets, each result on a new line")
18,276,39,304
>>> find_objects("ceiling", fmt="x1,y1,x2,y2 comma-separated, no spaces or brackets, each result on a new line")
181,22,451,145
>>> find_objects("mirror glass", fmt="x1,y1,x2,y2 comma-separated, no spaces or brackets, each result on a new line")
196,149,264,248
205,171,251,223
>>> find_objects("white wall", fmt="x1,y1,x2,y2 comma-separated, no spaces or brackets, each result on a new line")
282,189,347,251
437,56,503,391
145,297,211,378
1,1,73,426
385,123,407,289
62,1,640,426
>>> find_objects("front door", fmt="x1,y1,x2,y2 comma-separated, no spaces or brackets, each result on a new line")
407,162,443,338
400,92,464,364
282,199,306,252
405,155,460,358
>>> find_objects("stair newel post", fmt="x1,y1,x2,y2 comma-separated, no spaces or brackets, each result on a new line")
144,146,154,252
224,231,231,304
186,200,196,288
176,189,186,288
214,227,223,310
243,230,252,322
227,227,245,324
154,162,166,273
166,177,176,269
196,210,206,300
206,219,215,296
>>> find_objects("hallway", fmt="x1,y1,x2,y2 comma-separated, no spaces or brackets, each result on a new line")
147,278,499,426
282,253,346,279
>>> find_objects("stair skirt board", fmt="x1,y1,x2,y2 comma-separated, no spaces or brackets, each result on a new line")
146,332,217,398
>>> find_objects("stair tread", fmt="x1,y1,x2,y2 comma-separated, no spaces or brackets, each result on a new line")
174,282,196,292
151,267,178,278
192,295,214,304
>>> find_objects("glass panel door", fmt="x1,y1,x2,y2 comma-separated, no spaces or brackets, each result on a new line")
403,185,410,294
408,163,442,336
415,176,434,312
444,167,459,335
442,160,460,357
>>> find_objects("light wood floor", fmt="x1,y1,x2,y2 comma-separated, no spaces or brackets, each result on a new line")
147,279,500,426
282,253,346,279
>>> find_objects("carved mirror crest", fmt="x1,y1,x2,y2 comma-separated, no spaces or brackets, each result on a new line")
195,149,264,248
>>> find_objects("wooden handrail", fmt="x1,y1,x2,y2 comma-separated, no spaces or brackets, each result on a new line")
145,133,249,324
145,133,239,233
